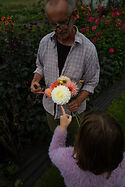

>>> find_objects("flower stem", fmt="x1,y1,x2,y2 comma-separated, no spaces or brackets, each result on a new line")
73,112,80,127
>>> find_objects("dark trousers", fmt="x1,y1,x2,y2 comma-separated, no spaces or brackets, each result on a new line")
46,111,84,145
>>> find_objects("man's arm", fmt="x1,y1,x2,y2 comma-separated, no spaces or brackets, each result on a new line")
66,45,100,112
31,39,45,95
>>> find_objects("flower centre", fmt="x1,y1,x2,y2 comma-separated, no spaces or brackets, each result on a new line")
56,90,64,98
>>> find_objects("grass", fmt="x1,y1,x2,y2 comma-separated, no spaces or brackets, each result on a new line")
0,0,40,8
35,91,125,187
107,90,125,134
34,165,66,187
0,0,45,24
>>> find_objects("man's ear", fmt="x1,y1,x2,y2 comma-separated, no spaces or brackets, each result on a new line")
72,9,79,21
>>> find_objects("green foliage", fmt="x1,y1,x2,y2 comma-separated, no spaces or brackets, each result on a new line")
0,1,45,24
76,1,125,92
34,166,65,187
0,161,22,187
107,91,125,134
0,16,51,157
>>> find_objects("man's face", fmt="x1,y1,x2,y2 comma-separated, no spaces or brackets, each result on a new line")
46,0,73,41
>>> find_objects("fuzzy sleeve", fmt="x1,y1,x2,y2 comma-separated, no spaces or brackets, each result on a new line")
49,126,68,166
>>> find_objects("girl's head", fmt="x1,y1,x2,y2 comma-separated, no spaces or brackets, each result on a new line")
73,111,124,177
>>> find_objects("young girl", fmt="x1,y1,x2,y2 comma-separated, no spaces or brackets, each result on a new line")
49,107,125,187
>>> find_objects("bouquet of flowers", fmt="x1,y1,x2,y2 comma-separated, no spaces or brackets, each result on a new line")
45,76,81,126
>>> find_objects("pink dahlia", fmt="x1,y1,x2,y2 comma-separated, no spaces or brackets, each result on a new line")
109,48,114,53
92,25,96,31
93,37,97,42
81,28,85,33
45,88,52,98
65,81,78,97
122,24,125,31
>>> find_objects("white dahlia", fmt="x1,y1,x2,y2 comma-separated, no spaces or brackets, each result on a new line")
51,85,71,105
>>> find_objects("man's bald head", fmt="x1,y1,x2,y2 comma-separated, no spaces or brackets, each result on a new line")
45,0,77,14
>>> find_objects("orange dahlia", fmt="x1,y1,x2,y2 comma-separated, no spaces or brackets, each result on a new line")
50,80,59,90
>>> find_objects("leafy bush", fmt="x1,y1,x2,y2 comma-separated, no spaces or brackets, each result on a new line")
76,1,125,92
0,16,51,157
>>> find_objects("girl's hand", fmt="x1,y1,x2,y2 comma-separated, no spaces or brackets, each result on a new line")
60,106,72,131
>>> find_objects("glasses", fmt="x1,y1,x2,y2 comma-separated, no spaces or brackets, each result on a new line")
50,13,72,30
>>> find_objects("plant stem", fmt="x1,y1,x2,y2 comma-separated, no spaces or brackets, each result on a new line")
73,112,80,127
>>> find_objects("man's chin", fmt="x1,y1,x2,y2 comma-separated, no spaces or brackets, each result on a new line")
57,34,69,41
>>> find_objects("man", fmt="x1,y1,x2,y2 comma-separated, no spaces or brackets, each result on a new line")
30,0,100,142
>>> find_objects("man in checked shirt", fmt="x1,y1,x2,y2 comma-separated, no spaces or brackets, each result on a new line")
30,0,100,144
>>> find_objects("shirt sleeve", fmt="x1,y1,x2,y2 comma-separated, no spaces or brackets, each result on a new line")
49,126,67,166
33,40,44,77
82,46,100,94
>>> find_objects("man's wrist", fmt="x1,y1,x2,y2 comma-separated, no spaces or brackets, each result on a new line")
32,79,39,83
76,90,90,105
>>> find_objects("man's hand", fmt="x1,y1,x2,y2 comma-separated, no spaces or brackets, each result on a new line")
66,90,90,112
30,81,44,95
60,106,72,131
66,99,81,112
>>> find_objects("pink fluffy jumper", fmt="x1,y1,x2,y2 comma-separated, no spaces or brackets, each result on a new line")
49,126,125,187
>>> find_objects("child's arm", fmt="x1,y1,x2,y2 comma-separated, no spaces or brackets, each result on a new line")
60,105,72,131
49,106,72,165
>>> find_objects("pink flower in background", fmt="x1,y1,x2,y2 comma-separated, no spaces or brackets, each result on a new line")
97,6,105,12
87,6,91,11
93,38,97,42
88,13,93,16
105,21,109,25
109,48,114,53
81,6,85,11
101,36,104,40
95,18,100,24
113,12,120,17
81,28,85,32
112,8,120,17
1,16,5,21
76,14,79,19
86,29,89,33
122,24,125,30
88,17,93,23
77,1,81,5
113,8,118,12
82,3,86,6
101,15,105,20
96,32,100,36
116,23,120,27
92,25,96,31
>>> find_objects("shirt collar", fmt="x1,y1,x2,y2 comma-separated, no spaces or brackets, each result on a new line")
50,25,82,46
